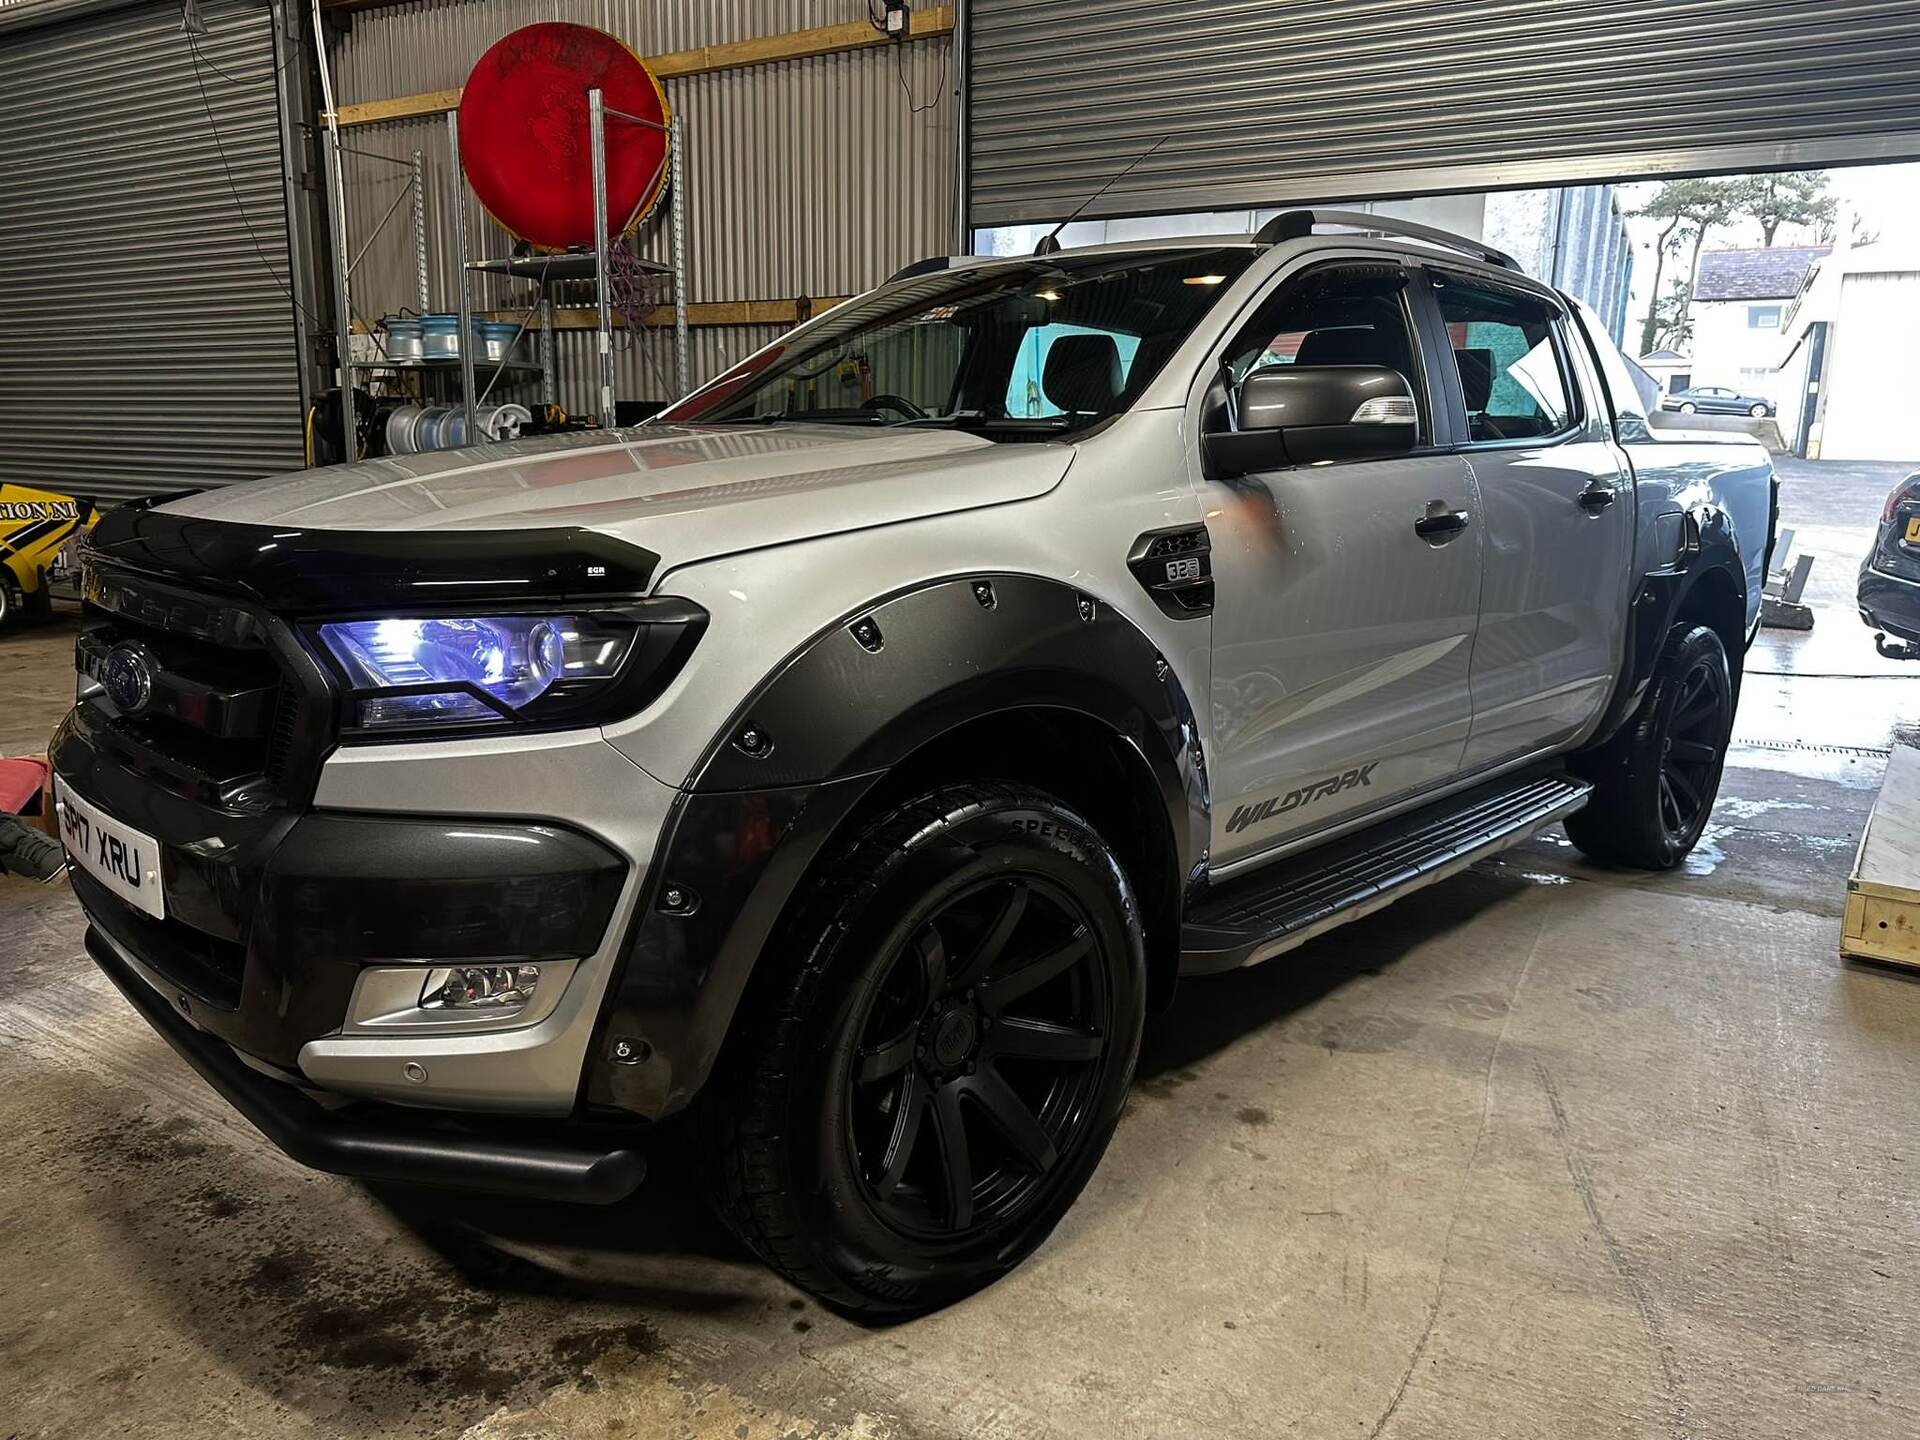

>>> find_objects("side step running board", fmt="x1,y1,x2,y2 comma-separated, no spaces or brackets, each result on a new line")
1181,771,1592,974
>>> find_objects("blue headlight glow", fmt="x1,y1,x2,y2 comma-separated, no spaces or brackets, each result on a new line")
318,614,635,730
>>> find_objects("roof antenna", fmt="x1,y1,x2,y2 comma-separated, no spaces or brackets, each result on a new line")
1033,134,1172,256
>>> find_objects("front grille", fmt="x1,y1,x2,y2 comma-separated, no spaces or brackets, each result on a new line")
77,567,333,810
79,621,282,786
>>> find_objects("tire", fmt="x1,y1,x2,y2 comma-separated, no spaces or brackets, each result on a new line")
22,568,52,622
1566,624,1734,870
1749,403,1768,419
1679,402,1697,414
696,781,1146,1318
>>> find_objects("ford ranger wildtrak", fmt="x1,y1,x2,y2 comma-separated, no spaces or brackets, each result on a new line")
52,211,1775,1315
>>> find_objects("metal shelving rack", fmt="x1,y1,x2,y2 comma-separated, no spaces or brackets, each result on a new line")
319,88,690,464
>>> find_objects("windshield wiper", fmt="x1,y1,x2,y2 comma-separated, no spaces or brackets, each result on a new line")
729,411,884,425
890,411,1075,430
889,410,989,428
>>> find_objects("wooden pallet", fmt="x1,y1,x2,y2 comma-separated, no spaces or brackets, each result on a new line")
1843,744,1920,968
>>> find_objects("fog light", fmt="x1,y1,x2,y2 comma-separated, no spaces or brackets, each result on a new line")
341,958,578,1033
420,963,542,1012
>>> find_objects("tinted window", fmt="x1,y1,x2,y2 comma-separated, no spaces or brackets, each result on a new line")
661,248,1258,440
1432,275,1574,442
1220,262,1426,441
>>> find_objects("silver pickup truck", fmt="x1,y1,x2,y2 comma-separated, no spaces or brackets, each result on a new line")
52,210,1774,1315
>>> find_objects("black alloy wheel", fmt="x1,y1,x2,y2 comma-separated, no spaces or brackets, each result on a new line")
698,781,1145,1317
1566,623,1734,870
1656,655,1725,844
846,873,1111,1238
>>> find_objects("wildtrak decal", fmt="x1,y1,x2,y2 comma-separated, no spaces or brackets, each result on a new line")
1225,763,1378,835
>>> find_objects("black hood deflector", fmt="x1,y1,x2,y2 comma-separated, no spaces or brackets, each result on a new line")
87,502,660,615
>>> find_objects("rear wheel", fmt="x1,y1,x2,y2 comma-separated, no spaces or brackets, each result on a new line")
1566,624,1734,869
22,567,53,622
697,781,1145,1317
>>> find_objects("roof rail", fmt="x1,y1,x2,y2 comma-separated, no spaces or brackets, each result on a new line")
1254,209,1520,272
887,254,953,283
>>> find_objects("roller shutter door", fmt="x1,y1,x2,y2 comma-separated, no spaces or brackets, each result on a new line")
0,0,303,500
968,0,1920,226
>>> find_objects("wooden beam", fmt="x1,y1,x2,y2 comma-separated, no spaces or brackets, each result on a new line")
648,6,952,79
481,298,849,328
336,87,462,128
332,7,953,128
353,298,847,331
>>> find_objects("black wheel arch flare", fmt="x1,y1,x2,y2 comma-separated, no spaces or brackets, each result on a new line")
1586,502,1750,752
583,573,1210,1119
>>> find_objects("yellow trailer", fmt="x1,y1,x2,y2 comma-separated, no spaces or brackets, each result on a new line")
0,484,97,626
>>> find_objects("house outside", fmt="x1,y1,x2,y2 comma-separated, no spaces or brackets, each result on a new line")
1681,245,1830,442
1636,347,1692,396
1777,241,1920,463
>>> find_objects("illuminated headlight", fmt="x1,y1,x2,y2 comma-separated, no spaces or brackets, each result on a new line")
421,963,542,1012
311,601,705,736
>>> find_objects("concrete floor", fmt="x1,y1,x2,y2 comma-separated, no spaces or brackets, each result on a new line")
3,457,1918,1439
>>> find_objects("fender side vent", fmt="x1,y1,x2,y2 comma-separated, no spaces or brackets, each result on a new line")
1129,525,1214,618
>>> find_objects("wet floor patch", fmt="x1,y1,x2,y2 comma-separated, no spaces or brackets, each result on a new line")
1727,737,1893,789
1483,758,1877,918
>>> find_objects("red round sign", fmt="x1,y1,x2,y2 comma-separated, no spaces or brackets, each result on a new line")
457,23,670,251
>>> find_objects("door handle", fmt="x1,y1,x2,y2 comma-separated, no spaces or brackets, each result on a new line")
1578,484,1617,514
1414,502,1470,544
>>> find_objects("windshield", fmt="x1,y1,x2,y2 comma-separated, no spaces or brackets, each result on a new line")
658,247,1259,439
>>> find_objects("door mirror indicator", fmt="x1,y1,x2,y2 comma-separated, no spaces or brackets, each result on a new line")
1203,365,1418,478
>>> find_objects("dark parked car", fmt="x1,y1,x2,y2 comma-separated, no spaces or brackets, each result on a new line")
1859,471,1920,660
1661,385,1775,418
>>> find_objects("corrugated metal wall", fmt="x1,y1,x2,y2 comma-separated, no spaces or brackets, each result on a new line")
332,0,955,399
968,0,1920,225
0,0,305,498
1482,185,1633,337
511,324,788,418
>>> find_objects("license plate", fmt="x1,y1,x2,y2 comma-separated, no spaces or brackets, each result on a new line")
54,777,164,918
1904,516,1920,545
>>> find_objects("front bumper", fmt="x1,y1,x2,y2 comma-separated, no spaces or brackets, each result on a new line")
87,927,647,1203
54,704,651,1119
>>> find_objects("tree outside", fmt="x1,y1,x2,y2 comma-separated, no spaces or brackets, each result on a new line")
1731,171,1837,247
1647,280,1694,352
1631,170,1836,356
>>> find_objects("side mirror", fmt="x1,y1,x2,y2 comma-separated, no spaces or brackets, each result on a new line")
1203,364,1417,478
